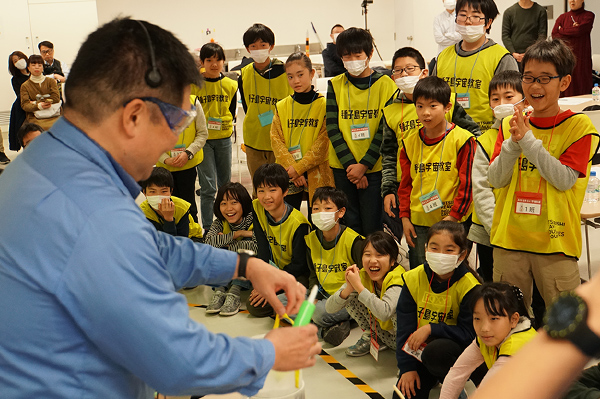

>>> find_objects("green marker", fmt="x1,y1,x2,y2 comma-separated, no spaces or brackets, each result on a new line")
295,285,318,327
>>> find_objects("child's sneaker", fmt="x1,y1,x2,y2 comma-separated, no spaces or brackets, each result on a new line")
345,333,371,357
206,290,225,314
219,293,241,316
322,320,351,347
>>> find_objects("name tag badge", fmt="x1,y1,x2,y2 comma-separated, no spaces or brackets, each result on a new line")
170,144,186,157
258,110,274,127
419,189,443,213
370,336,380,361
457,93,470,109
351,123,370,140
207,117,222,130
289,145,302,161
402,339,426,362
514,191,542,216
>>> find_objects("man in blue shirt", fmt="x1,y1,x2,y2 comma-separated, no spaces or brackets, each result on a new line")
0,18,320,399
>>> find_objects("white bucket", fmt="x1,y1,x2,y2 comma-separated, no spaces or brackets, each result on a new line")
250,371,305,399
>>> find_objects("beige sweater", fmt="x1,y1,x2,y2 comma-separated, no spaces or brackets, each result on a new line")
20,77,61,130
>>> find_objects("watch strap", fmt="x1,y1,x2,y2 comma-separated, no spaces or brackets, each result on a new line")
237,252,251,279
185,150,193,160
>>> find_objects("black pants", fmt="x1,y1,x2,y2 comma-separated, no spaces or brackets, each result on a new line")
477,244,494,282
171,167,198,222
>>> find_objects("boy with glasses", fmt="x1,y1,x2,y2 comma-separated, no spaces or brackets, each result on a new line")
433,0,518,133
489,39,600,311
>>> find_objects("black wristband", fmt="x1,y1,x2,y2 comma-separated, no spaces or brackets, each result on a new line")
237,252,251,279
185,150,194,160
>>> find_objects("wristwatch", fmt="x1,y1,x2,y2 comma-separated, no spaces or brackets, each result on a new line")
236,249,255,279
544,290,600,357
185,150,194,160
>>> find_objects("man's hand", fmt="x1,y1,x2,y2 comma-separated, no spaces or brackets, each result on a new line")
165,152,188,168
55,74,65,83
265,324,321,371
384,194,397,217
244,257,306,316
158,198,175,221
509,105,530,143
402,217,417,248
346,163,368,184
398,371,421,399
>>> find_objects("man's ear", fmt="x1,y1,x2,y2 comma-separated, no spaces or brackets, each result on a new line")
122,99,146,138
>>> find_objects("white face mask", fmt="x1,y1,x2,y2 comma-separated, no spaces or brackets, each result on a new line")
426,251,461,275
343,59,368,76
394,70,424,94
456,24,486,43
492,98,525,120
443,0,456,10
312,211,337,232
332,33,341,43
146,195,170,210
249,49,270,64
15,59,27,70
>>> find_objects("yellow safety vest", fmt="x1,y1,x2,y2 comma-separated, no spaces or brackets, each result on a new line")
383,95,457,181
275,93,326,158
403,264,479,327
157,94,204,172
491,114,600,257
471,127,498,226
222,220,254,238
478,326,536,369
241,63,293,151
253,199,309,269
359,265,406,331
140,196,203,238
304,227,362,296
436,43,510,132
193,76,238,140
328,73,397,172
402,125,474,226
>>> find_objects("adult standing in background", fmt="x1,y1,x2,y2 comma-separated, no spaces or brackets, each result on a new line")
433,0,462,56
322,24,346,77
552,0,595,97
502,0,547,69
7,51,29,155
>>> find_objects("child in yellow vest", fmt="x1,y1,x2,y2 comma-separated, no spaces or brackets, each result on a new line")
326,231,406,357
194,43,238,229
469,70,524,282
382,46,479,241
204,182,256,316
440,282,536,399
395,221,480,399
139,167,203,241
305,186,363,346
270,52,334,214
326,27,398,236
239,24,293,184
398,76,476,269
489,38,600,309
246,163,311,317
434,0,518,132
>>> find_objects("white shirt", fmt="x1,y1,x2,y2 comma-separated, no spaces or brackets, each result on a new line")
433,9,462,56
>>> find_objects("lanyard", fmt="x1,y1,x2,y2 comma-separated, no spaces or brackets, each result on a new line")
347,73,372,125
266,208,285,268
452,40,486,95
317,227,342,296
202,74,224,118
419,123,452,196
253,61,272,115
289,91,318,148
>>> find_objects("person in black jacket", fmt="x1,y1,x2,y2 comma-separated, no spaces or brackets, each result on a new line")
322,24,346,77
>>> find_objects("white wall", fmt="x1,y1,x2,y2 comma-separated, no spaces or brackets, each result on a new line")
95,0,396,61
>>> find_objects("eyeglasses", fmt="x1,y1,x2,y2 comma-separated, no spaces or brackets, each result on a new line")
40,49,53,55
392,65,421,75
456,15,487,24
125,97,197,135
521,75,562,84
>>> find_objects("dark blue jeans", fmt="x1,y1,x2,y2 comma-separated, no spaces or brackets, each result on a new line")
332,169,382,236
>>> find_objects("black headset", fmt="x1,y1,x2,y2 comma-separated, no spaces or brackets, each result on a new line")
135,20,162,88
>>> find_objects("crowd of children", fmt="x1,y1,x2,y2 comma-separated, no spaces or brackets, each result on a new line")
132,0,600,397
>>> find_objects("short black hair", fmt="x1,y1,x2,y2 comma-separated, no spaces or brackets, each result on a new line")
38,41,54,50
8,51,28,77
253,163,288,192
489,70,523,98
213,182,253,222
456,0,499,33
285,51,312,71
17,123,43,147
65,17,201,125
470,282,529,319
336,27,373,58
243,23,275,48
139,167,174,191
392,47,426,70
200,42,225,62
330,24,344,33
28,54,43,66
363,231,399,269
311,186,347,209
413,76,451,105
522,38,576,77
